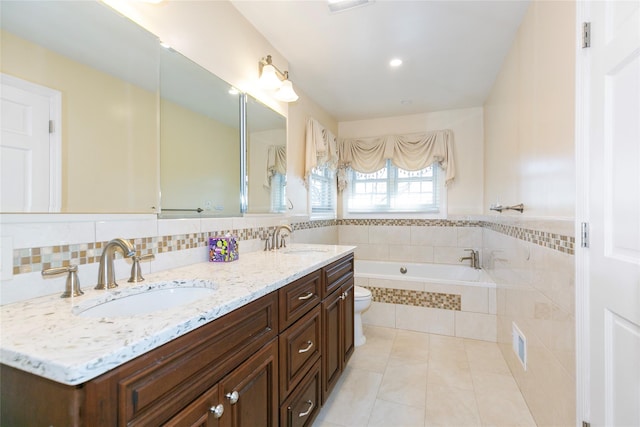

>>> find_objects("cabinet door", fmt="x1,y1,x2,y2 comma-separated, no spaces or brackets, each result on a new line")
321,288,343,403
341,280,355,367
220,340,279,427
163,384,223,427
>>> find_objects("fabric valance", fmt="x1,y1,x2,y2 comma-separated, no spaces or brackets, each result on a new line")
304,118,338,178
264,145,286,188
337,129,456,186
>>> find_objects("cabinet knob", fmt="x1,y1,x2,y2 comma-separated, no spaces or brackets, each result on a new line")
209,404,224,418
298,340,314,354
298,400,314,418
225,390,239,404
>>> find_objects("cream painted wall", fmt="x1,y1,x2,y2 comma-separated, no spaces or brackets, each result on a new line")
483,0,575,218
160,99,240,215
338,107,485,215
1,30,158,213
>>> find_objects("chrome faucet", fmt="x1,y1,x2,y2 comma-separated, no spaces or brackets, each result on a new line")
95,238,136,289
459,249,480,269
271,224,292,250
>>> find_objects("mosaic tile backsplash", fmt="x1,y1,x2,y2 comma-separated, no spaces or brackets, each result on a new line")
363,286,461,311
12,218,574,276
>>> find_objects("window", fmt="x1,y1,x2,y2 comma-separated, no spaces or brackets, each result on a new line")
310,166,336,215
347,160,440,213
270,172,286,213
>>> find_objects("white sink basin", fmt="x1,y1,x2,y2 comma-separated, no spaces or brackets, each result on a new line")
281,248,329,255
75,286,216,318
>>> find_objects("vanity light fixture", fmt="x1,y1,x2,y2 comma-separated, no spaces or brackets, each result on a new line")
390,58,403,67
258,55,299,102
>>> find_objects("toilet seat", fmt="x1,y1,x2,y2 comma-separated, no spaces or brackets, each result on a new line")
354,285,371,300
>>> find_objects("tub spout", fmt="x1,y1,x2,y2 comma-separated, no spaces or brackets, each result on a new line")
460,249,480,269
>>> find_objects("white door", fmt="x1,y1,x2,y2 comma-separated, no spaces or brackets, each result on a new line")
0,74,61,212
577,1,640,426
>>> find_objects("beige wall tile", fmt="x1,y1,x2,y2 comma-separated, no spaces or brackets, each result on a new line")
361,301,396,328
338,225,369,244
368,225,411,245
396,305,455,336
455,311,497,342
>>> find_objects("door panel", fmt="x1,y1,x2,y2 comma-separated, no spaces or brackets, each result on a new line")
580,1,640,425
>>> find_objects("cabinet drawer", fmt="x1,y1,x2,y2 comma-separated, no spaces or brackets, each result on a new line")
117,292,278,426
280,359,321,427
279,305,321,401
322,254,354,298
279,269,322,332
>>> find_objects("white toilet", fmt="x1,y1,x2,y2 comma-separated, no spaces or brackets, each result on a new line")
353,285,372,346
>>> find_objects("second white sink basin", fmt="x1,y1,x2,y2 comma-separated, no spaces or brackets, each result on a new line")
281,248,329,255
75,285,216,318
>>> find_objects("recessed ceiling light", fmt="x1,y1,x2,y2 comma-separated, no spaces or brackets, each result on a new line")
390,58,402,67
328,0,373,13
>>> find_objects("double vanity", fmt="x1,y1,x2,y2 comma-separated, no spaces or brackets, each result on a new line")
1,244,355,426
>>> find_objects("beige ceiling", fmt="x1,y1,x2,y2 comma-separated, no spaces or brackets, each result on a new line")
232,0,531,121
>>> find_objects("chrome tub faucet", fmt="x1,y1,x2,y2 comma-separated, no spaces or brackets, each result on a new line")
459,249,480,269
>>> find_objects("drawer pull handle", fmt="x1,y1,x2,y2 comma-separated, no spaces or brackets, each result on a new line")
225,391,239,404
298,400,314,418
209,404,224,418
298,292,314,301
298,341,314,353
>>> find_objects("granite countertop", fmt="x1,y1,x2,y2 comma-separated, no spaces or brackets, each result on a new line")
0,244,355,386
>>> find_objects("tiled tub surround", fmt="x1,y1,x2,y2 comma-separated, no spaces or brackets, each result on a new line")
483,223,576,427
340,216,576,426
0,244,355,385
355,260,498,341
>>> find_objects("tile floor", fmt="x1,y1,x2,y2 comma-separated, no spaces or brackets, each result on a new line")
313,325,537,427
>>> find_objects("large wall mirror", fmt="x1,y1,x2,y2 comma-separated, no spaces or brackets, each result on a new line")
159,48,241,218
0,1,160,213
1,0,286,217
245,95,287,214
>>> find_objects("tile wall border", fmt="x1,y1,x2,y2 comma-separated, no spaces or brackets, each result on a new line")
11,217,574,276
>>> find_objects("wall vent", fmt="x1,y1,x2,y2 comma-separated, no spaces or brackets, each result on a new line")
512,322,527,370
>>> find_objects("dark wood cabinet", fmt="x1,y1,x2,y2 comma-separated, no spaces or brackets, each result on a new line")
321,255,355,403
163,339,278,427
1,253,355,427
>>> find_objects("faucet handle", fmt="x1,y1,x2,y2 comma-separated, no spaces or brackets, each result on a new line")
42,265,83,298
128,253,155,283
279,232,290,248
263,235,273,252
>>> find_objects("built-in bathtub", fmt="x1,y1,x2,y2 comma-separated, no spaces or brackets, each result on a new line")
354,260,497,341
355,260,495,288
